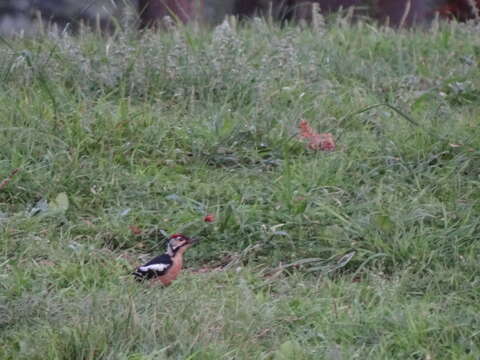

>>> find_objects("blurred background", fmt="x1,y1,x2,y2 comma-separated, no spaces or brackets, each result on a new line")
0,0,222,35
0,0,478,35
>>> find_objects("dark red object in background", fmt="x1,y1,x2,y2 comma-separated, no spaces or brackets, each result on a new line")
234,0,364,23
138,0,193,28
137,0,480,28
437,0,480,21
377,0,480,25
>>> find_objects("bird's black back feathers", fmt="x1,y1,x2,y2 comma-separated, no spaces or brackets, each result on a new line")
132,253,173,281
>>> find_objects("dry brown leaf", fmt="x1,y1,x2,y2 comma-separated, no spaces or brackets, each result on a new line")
298,120,335,151
129,225,143,235
0,168,19,190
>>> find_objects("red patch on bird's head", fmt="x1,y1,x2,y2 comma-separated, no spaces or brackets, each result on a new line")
170,233,186,239
168,233,198,247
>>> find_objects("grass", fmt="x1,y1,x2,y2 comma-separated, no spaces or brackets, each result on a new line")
1,17,479,359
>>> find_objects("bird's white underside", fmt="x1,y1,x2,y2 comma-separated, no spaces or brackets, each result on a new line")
139,263,169,272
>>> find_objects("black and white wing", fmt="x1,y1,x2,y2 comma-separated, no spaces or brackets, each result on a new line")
133,254,173,281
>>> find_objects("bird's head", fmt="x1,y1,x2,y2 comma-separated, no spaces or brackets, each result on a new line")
166,233,198,256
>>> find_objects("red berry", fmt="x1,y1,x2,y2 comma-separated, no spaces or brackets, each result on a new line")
204,214,215,223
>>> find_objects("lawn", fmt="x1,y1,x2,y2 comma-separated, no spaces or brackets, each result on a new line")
0,17,479,359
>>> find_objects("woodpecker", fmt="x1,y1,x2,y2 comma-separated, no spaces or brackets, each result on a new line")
133,233,198,286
